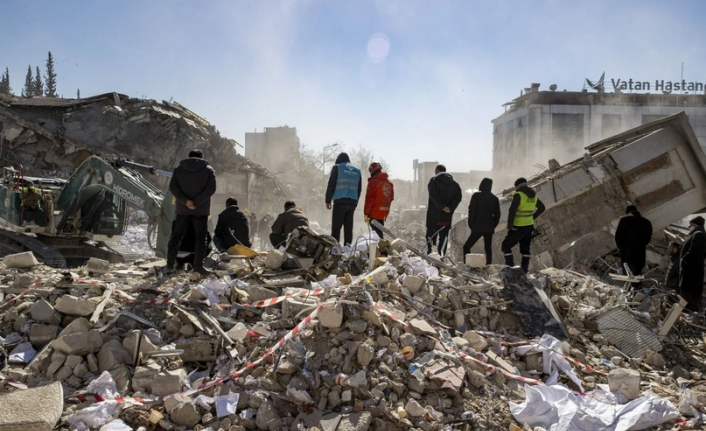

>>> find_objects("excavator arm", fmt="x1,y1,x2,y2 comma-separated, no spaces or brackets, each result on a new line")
55,156,176,257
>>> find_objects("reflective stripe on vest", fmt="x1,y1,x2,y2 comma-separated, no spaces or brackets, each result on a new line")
513,191,537,227
332,163,361,201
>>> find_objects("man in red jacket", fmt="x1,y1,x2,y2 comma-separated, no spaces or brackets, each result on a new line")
364,162,394,239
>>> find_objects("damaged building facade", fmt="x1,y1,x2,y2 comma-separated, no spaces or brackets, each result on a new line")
454,112,706,270
491,82,706,188
0,93,286,216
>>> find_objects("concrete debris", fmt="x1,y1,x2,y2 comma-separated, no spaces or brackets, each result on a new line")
3,251,39,268
0,205,705,431
0,381,63,430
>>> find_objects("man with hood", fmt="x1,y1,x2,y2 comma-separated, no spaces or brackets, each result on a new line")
166,149,217,275
665,241,681,291
259,213,274,249
614,205,653,276
463,178,501,265
425,165,462,256
270,201,309,247
364,162,395,239
325,152,362,246
502,177,546,273
679,216,705,312
214,197,250,251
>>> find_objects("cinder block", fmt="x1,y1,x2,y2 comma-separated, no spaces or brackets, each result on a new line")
85,257,110,274
3,251,39,268
465,254,486,268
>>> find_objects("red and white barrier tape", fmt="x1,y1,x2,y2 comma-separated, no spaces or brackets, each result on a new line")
458,352,545,386
67,394,151,404
242,288,325,308
0,372,29,390
563,354,608,376
374,304,411,328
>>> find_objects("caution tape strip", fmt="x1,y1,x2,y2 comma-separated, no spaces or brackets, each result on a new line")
458,352,545,386
241,288,326,308
0,372,29,390
563,354,609,376
67,394,152,404
374,304,411,328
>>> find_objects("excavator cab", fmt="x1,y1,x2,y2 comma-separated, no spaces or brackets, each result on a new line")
78,190,126,236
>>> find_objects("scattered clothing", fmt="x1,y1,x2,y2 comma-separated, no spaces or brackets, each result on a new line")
614,210,653,276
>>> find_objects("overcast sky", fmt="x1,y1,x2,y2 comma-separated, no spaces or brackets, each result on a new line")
3,0,705,179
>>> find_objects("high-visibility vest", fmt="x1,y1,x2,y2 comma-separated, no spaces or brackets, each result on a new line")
332,163,361,201
513,191,537,227
22,187,42,209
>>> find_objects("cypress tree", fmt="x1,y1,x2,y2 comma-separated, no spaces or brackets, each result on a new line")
21,66,33,98
33,66,44,97
44,51,57,97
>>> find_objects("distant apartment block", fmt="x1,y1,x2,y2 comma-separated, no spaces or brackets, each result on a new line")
245,126,300,173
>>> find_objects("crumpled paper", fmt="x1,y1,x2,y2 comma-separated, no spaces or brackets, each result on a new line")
510,384,678,431
516,334,584,392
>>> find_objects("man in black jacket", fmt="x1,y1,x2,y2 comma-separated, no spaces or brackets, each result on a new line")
166,149,217,275
425,165,462,256
325,153,362,246
679,216,705,312
614,205,653,276
463,178,501,265
214,197,251,252
270,201,309,247
665,241,680,291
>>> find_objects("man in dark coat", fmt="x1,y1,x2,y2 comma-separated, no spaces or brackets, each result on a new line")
665,241,681,291
214,197,251,251
258,213,274,250
167,149,217,275
425,165,462,256
325,153,362,246
270,201,309,247
614,205,653,276
463,178,501,265
679,216,705,312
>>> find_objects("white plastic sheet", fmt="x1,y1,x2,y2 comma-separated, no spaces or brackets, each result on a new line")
216,392,240,417
516,334,584,392
67,402,122,431
86,371,119,398
197,279,230,306
510,384,678,431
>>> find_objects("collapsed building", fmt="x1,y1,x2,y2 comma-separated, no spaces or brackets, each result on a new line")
0,93,286,216
452,112,706,270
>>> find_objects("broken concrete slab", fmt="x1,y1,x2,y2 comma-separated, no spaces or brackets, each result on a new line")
54,295,97,317
132,364,187,396
3,251,39,268
319,304,344,328
608,368,641,400
52,330,104,355
0,381,63,430
465,254,486,268
29,324,61,348
30,299,62,325
97,339,132,372
85,257,111,274
58,317,92,337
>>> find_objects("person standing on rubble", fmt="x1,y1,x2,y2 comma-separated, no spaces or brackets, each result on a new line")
166,149,217,276
502,177,545,273
679,216,705,312
213,197,251,251
463,178,501,265
665,241,681,291
270,201,309,248
325,152,362,247
614,205,653,276
425,165,462,256
364,162,395,239
258,213,274,249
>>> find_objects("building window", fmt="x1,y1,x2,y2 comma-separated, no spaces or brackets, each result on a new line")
552,114,584,152
602,114,622,138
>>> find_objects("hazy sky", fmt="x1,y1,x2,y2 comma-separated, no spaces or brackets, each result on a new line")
3,0,705,179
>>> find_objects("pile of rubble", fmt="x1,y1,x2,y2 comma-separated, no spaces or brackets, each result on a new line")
1,230,706,431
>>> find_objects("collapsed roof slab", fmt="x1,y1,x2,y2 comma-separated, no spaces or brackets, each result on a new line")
452,112,706,270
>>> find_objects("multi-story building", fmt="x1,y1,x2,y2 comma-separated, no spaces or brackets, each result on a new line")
245,126,300,173
491,81,706,187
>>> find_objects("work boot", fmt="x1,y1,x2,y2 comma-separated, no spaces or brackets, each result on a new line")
521,255,531,273
504,253,514,267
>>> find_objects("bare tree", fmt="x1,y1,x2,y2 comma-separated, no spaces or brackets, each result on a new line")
347,143,389,173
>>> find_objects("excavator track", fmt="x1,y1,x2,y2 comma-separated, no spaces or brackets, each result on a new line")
0,228,67,268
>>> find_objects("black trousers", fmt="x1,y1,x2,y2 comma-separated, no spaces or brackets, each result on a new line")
370,218,384,239
167,214,208,270
332,202,356,246
426,225,449,256
23,207,45,226
501,225,533,272
270,232,287,248
463,231,493,265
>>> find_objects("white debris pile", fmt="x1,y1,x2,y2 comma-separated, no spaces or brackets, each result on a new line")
119,224,155,258
0,235,704,431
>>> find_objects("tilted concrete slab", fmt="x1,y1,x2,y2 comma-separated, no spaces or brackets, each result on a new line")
0,381,63,431
453,112,706,269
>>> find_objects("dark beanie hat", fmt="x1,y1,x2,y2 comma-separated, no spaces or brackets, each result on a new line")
690,216,705,226
625,205,637,214
514,177,527,187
